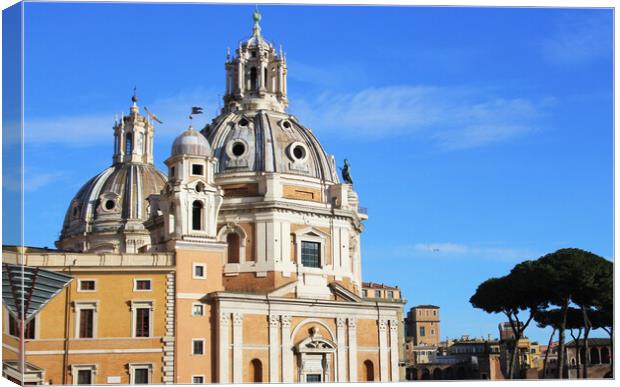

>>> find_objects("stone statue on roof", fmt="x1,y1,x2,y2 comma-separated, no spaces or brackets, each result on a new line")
340,159,353,185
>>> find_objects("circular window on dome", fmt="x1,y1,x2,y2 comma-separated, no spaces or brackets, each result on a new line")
226,138,249,160
283,120,291,129
288,142,309,163
238,118,249,127
104,200,116,210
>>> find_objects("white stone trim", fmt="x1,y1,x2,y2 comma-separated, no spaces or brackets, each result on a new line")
378,318,388,382
192,263,207,279
70,364,97,385
389,319,399,381
290,318,336,342
192,338,206,355
191,375,206,384
232,313,243,383
348,318,357,381
130,300,154,338
219,312,230,383
336,317,346,382
281,315,293,383
133,278,153,292
269,314,280,383
74,301,98,339
191,302,205,317
77,278,97,292
128,363,153,384
177,292,207,299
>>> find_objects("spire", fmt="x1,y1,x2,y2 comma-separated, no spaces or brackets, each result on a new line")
252,7,261,36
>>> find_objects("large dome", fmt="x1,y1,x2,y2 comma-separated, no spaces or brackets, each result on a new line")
57,163,167,252
202,109,339,183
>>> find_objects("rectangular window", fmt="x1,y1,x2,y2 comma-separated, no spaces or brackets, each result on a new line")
135,308,150,337
170,166,175,178
387,290,394,299
431,329,435,335
192,304,204,316
77,369,93,385
78,280,96,292
192,164,204,176
362,289,368,298
193,263,206,279
133,368,149,384
135,279,152,291
79,309,94,338
420,326,426,336
306,374,322,383
374,290,381,298
301,241,321,268
192,376,204,384
192,339,205,355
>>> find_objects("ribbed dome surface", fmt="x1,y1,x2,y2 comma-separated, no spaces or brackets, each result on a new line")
59,163,167,240
203,110,339,183
171,128,212,157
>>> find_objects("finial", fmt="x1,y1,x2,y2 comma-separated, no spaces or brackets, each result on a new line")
252,6,261,36
226,47,231,61
132,86,138,104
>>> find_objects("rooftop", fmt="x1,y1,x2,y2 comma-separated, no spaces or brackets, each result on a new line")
362,282,399,290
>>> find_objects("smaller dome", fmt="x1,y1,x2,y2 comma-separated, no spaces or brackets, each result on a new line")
171,127,212,157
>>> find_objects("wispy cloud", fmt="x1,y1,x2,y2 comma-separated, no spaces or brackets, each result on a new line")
541,13,612,67
380,242,540,262
3,169,62,193
24,87,219,146
290,85,551,150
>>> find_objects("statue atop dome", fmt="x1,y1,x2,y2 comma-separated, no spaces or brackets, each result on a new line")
341,159,354,185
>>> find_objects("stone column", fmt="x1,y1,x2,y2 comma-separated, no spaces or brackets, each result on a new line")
389,319,399,381
219,312,230,383
336,317,347,382
378,318,389,382
233,313,243,383
281,315,293,382
348,318,357,381
269,314,280,383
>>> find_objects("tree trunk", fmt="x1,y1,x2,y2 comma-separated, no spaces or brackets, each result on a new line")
557,299,569,379
542,327,556,379
570,328,581,378
581,305,591,379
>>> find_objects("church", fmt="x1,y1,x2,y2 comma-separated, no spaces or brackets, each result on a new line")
2,10,405,385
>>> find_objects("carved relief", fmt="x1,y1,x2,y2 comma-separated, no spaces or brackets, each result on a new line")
220,312,230,326
281,315,291,328
233,313,243,326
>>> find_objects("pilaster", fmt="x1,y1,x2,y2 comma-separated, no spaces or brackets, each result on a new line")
219,312,230,383
281,315,293,382
336,317,347,382
233,313,243,383
269,314,280,383
378,318,389,382
389,319,399,382
348,318,357,381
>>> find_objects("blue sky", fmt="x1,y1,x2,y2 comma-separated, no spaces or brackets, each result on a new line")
12,3,613,343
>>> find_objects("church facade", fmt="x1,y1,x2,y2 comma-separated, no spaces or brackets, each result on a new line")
2,11,405,385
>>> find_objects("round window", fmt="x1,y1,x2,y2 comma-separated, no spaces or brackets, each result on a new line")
232,142,246,157
283,120,291,129
239,118,249,127
104,200,115,210
288,142,308,162
196,183,204,193
293,145,306,160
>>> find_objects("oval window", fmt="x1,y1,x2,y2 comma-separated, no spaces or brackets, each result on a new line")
239,118,249,127
232,142,246,157
105,200,115,210
293,145,306,160
283,120,291,129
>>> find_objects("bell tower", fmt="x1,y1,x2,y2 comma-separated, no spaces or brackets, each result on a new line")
112,91,155,164
223,9,288,113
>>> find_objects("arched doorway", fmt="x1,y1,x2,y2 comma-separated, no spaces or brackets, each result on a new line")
590,348,601,364
294,327,336,383
601,347,610,364
251,359,263,383
363,360,374,381
432,368,442,380
405,368,417,380
421,369,430,380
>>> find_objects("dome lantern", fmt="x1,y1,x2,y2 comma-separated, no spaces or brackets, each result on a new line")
222,10,288,113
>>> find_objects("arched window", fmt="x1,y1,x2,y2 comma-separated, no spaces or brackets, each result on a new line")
125,132,133,154
263,68,268,89
227,233,240,264
168,203,175,234
421,369,430,380
251,359,262,383
250,67,258,91
192,201,203,231
601,347,610,364
591,347,600,364
364,360,374,382
433,368,442,380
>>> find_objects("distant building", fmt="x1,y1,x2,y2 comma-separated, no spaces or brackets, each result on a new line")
566,338,612,379
405,305,440,346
